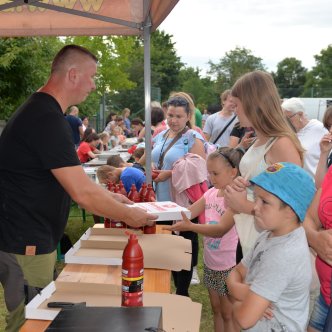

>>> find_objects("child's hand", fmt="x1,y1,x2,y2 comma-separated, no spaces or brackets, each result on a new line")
224,184,248,213
231,176,250,192
263,304,274,320
162,211,192,232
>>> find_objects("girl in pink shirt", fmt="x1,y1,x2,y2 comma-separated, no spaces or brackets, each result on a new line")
166,147,243,332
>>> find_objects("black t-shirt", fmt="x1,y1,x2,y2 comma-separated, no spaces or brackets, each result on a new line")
230,121,245,139
0,92,80,255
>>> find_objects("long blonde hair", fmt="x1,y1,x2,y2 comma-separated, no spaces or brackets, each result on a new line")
231,71,304,163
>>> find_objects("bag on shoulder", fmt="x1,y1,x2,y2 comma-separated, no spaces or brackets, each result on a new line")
204,141,219,156
204,114,237,156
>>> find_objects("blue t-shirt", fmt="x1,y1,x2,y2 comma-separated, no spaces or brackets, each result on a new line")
151,129,205,201
121,167,146,193
66,114,82,145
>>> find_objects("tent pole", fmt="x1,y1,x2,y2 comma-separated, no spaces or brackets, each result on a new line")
143,15,152,185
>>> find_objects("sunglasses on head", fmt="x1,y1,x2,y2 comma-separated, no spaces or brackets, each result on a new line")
167,97,189,107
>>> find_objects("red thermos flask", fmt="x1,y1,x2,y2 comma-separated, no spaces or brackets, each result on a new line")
121,234,144,307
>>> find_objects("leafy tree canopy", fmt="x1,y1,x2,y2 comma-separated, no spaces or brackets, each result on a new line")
0,37,63,120
272,57,307,98
207,46,266,92
303,44,332,97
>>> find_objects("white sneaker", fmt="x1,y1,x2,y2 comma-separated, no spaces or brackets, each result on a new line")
190,266,200,285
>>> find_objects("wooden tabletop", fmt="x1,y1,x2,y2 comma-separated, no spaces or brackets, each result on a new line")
20,226,172,332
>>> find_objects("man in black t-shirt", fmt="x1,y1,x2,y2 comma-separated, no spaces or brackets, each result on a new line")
0,45,157,331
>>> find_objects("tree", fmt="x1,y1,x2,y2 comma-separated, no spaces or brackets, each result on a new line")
302,44,332,97
65,36,137,120
0,37,63,120
207,47,266,92
178,66,219,109
111,30,183,118
272,57,307,98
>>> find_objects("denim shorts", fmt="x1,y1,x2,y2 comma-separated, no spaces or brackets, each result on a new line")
309,293,330,331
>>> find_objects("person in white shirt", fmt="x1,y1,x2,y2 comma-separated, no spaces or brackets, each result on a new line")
203,90,237,147
282,97,328,178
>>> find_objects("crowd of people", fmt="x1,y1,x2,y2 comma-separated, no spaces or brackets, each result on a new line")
1,44,332,332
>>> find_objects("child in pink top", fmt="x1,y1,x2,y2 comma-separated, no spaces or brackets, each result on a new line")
165,147,243,332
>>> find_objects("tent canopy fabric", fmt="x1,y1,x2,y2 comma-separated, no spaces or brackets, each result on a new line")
0,0,178,37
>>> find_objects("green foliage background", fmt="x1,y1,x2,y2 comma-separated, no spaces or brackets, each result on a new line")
0,34,331,122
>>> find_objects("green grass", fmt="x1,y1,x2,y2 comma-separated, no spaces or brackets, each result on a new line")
0,205,213,331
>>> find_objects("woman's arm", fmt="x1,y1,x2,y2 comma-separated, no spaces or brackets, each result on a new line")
315,134,332,188
303,188,332,265
152,169,172,183
189,138,206,159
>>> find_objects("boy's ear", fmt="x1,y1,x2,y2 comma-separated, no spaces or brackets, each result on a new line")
284,204,299,222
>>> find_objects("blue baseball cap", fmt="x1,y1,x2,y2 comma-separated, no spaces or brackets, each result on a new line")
250,162,316,222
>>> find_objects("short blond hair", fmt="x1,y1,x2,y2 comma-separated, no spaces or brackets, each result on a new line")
96,165,115,183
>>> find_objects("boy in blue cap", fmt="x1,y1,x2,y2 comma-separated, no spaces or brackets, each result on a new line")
227,162,316,331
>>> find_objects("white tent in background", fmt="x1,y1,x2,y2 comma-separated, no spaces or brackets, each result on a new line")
0,0,179,181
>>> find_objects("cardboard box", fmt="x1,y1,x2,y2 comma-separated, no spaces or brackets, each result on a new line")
26,281,201,332
129,201,191,221
65,228,192,271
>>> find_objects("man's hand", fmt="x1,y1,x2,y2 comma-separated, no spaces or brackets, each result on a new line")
124,206,158,228
110,192,133,204
162,212,193,232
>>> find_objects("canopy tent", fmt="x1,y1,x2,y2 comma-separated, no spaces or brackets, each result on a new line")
0,0,179,181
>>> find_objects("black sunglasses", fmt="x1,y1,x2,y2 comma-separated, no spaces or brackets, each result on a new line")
167,97,189,107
